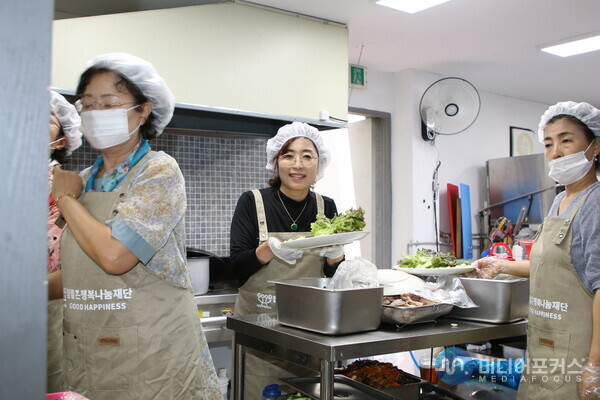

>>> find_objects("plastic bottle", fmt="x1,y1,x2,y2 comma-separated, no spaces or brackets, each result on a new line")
217,368,229,400
512,244,524,261
262,384,282,400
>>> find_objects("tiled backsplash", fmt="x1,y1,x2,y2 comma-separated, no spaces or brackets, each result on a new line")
64,132,271,257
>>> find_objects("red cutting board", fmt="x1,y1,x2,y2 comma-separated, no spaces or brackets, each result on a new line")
447,184,459,257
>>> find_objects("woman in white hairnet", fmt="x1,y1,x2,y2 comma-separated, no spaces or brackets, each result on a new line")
230,121,345,399
47,90,83,393
471,102,600,399
48,53,221,399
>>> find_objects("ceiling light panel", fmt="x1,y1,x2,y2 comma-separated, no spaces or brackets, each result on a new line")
375,0,451,14
541,34,600,57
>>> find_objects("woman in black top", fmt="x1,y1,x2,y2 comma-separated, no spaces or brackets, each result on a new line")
230,187,340,285
229,121,344,399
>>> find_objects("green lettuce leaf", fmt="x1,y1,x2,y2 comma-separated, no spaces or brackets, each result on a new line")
310,207,366,236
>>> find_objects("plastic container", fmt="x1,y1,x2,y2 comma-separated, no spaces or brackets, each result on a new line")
263,384,282,399
418,355,439,384
520,239,534,260
512,244,524,261
217,368,228,399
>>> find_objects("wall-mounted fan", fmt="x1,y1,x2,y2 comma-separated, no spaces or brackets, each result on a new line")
419,77,481,141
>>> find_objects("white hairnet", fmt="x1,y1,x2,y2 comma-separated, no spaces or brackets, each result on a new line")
49,91,82,155
84,52,175,135
265,121,331,181
538,101,600,143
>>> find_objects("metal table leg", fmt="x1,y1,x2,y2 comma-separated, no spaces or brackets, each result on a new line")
320,359,334,400
233,332,246,400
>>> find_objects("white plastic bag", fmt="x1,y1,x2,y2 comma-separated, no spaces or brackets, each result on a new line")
412,276,478,308
326,257,380,289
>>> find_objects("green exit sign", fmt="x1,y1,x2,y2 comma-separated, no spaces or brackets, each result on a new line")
349,64,367,88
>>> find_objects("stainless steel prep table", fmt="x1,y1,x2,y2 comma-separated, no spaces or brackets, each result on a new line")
227,314,527,400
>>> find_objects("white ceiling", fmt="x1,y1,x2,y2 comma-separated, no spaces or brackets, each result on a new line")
55,0,600,107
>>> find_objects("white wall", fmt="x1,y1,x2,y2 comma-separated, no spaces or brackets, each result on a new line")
52,2,348,121
315,119,374,262
348,118,373,261
348,67,549,264
348,68,394,114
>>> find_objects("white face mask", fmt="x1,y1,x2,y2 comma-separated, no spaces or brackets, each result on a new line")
80,105,140,150
548,141,595,185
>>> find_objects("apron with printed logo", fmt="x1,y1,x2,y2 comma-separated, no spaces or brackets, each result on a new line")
234,189,325,400
517,192,593,399
60,151,221,400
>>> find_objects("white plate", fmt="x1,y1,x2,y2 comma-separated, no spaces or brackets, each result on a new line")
393,265,474,276
281,231,370,250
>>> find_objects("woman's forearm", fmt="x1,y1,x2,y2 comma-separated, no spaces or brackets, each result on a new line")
502,260,531,277
255,240,274,264
57,196,138,274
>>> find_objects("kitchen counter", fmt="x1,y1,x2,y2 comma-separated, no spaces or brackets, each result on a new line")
227,314,527,400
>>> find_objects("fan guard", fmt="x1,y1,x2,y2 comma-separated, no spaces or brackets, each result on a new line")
419,77,481,141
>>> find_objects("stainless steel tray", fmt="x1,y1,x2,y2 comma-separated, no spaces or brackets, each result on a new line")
280,375,420,400
272,278,383,335
381,303,454,326
448,277,529,323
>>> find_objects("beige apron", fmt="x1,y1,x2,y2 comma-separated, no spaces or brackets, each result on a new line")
47,298,64,393
234,189,325,400
517,192,593,399
60,151,221,400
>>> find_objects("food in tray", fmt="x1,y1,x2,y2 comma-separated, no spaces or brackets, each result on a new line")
310,207,366,236
337,359,419,389
383,293,439,307
397,248,470,269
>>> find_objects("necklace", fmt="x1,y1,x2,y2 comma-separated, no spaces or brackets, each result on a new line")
277,190,308,231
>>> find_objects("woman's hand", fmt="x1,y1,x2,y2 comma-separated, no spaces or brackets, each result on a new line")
52,166,83,203
268,237,304,265
319,245,344,265
579,359,600,399
466,256,507,279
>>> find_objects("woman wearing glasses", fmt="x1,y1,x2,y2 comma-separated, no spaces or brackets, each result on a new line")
49,53,221,399
230,122,345,398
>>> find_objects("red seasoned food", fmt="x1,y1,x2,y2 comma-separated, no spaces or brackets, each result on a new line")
338,359,418,389
382,293,438,307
